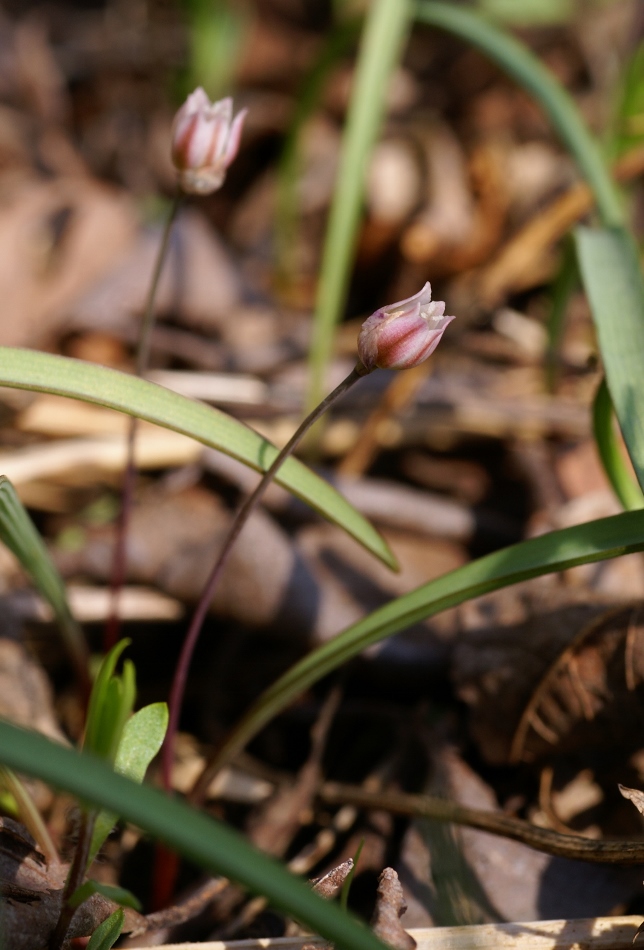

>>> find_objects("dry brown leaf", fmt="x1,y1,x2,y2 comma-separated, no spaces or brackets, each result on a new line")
371,868,417,950
511,605,644,763
618,784,644,818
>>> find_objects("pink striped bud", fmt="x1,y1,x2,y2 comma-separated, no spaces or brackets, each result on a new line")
171,89,247,195
357,282,454,373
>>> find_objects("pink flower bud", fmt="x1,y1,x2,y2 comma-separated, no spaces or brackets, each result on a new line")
357,282,454,373
171,88,247,195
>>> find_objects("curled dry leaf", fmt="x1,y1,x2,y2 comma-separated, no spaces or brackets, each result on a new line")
618,784,644,818
312,859,354,899
371,868,416,950
511,604,644,763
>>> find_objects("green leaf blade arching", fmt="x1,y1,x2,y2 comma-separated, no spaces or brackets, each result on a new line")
205,509,644,776
0,723,389,950
576,226,644,494
0,347,395,570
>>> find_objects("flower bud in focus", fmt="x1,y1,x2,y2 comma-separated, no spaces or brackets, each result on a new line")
171,89,247,195
357,282,454,373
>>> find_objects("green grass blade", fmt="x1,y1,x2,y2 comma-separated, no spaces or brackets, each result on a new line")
276,18,361,288
0,476,89,682
0,348,395,570
210,510,644,770
592,377,644,511
0,721,388,950
306,0,413,411
576,226,644,493
414,1,623,227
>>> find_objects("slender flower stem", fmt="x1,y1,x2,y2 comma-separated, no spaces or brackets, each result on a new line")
161,364,368,791
104,195,181,651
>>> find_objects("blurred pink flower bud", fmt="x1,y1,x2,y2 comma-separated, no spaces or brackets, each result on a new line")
171,88,247,195
357,282,454,373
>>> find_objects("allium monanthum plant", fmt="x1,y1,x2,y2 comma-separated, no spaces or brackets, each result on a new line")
171,88,247,195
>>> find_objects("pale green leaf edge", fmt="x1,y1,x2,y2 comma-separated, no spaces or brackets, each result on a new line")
0,347,395,570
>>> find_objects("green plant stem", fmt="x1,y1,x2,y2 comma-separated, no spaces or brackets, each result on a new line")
105,195,180,651
593,378,644,511
50,810,95,950
306,0,412,414
163,365,367,791
414,1,624,228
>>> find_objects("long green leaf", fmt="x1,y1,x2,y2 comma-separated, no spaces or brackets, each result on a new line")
415,1,623,227
0,721,388,950
576,226,644,493
276,17,361,287
592,377,644,511
306,0,413,411
0,476,88,682
208,510,644,774
0,347,395,569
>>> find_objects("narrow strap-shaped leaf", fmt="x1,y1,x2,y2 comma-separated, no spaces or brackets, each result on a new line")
592,377,644,511
207,510,644,774
306,0,413,410
0,722,389,950
0,476,88,682
576,226,644,493
415,1,623,227
0,347,395,569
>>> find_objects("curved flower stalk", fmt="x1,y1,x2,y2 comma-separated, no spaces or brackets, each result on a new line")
106,91,246,650
164,284,455,797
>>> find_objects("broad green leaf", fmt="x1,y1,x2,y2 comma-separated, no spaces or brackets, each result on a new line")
87,910,124,950
90,703,168,862
0,347,395,570
306,0,413,411
576,226,644,493
207,510,644,775
0,477,88,682
0,722,388,950
69,880,141,912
